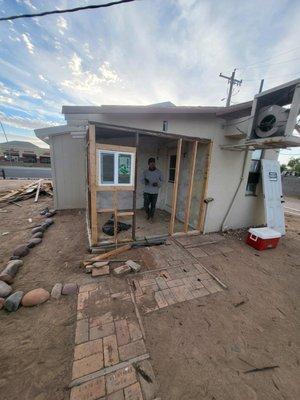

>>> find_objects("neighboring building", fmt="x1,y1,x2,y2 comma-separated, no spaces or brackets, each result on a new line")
35,79,300,248
0,140,51,164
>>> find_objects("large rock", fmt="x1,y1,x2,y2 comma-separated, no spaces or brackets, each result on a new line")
1,259,23,278
44,218,54,226
51,283,62,299
0,297,4,310
4,291,24,312
31,226,45,235
0,281,12,297
12,245,29,258
0,274,14,284
21,288,50,307
45,210,56,218
61,283,78,295
32,231,43,239
27,238,42,248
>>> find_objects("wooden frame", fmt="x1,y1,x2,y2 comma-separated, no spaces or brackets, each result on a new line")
169,138,182,235
184,141,198,232
197,141,213,232
87,123,213,248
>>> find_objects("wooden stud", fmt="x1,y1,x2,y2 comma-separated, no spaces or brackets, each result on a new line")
132,133,139,241
84,244,132,265
197,141,213,232
113,190,118,247
96,185,134,192
96,143,136,153
183,141,198,232
117,211,134,217
88,124,98,246
169,138,182,235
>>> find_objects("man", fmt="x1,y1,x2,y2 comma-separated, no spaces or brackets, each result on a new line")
142,157,163,221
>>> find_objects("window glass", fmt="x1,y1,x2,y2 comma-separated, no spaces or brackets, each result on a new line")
101,152,114,184
118,153,132,184
169,155,176,182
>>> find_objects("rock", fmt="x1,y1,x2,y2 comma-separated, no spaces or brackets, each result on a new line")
31,226,45,235
45,210,56,218
44,218,54,226
85,264,93,273
1,260,23,279
51,283,63,299
92,265,110,277
0,281,12,297
27,238,42,248
0,297,5,310
32,231,43,239
40,207,49,216
113,264,131,276
0,274,14,284
21,288,50,307
10,255,20,260
61,283,78,295
4,291,24,312
12,245,29,258
125,260,142,272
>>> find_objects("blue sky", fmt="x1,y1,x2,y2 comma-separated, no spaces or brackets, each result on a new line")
0,0,299,163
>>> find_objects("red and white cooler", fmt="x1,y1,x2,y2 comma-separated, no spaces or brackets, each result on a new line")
246,227,281,251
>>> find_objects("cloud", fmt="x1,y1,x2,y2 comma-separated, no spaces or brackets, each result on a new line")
0,112,56,130
22,33,34,54
57,16,68,35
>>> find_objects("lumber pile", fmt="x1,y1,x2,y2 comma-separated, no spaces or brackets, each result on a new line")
0,180,53,204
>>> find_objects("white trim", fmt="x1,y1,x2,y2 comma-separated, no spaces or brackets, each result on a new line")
97,149,135,187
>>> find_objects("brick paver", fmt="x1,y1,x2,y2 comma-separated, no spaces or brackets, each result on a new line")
107,390,125,400
90,322,115,340
118,339,147,361
72,353,104,380
103,334,119,367
106,365,137,394
115,319,130,346
128,321,143,342
75,318,89,344
124,382,143,400
74,339,103,360
70,376,105,400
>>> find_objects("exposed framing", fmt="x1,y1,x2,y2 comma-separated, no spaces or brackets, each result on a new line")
87,123,213,248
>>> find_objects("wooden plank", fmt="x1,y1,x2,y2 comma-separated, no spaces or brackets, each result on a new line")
132,133,139,241
34,179,42,203
89,124,98,246
96,143,136,153
169,139,182,235
197,141,213,232
117,211,134,217
97,208,114,213
184,141,198,232
113,190,118,247
84,244,132,265
96,185,134,192
172,230,200,237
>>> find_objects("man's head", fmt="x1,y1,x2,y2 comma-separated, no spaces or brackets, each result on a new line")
148,157,156,171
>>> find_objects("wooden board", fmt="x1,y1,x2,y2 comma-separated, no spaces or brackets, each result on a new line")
197,141,213,232
184,141,198,232
88,124,98,246
169,139,182,235
84,244,132,265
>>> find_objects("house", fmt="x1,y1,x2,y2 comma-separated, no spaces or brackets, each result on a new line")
35,79,300,248
0,140,51,164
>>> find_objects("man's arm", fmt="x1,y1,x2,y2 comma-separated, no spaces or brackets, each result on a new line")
156,170,163,188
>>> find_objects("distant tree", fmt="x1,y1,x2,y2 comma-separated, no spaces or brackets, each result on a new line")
287,157,300,175
280,163,287,173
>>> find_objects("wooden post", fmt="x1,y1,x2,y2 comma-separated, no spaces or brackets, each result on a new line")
89,124,98,246
113,189,118,247
132,133,139,241
169,138,182,235
184,141,198,232
197,141,213,232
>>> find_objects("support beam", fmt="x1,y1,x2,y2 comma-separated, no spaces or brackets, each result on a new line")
197,141,213,232
88,124,98,246
184,141,198,232
169,138,182,235
132,133,139,241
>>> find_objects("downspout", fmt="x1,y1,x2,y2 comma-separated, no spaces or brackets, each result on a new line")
221,149,249,231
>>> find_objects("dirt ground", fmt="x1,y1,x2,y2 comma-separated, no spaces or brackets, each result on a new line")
0,180,299,400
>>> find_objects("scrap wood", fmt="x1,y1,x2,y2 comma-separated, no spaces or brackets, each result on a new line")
84,244,132,266
201,264,228,290
0,180,53,204
244,365,279,374
34,179,42,202
132,362,153,383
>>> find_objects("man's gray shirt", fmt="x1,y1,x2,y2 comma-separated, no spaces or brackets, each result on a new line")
142,168,163,194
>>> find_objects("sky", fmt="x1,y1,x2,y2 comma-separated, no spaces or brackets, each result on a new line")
0,0,299,163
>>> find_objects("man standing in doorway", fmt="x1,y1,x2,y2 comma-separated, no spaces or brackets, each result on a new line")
142,157,163,222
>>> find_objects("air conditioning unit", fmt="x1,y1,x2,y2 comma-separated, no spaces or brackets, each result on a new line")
248,79,300,141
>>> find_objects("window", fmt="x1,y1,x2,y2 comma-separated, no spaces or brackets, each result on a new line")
98,149,135,187
246,149,262,195
168,154,176,183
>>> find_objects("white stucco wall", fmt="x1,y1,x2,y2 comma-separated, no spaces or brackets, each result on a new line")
56,112,278,232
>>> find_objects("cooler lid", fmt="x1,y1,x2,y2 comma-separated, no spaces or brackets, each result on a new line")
249,227,282,239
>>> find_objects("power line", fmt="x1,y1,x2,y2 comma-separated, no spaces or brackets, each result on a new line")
219,69,242,106
239,56,300,71
237,45,300,69
0,0,136,22
243,71,300,82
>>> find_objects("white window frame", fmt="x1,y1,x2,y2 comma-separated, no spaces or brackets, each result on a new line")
97,149,135,187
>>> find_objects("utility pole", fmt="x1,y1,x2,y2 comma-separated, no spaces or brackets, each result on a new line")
219,68,242,106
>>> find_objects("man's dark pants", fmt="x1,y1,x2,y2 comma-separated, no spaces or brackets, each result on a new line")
144,193,158,219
